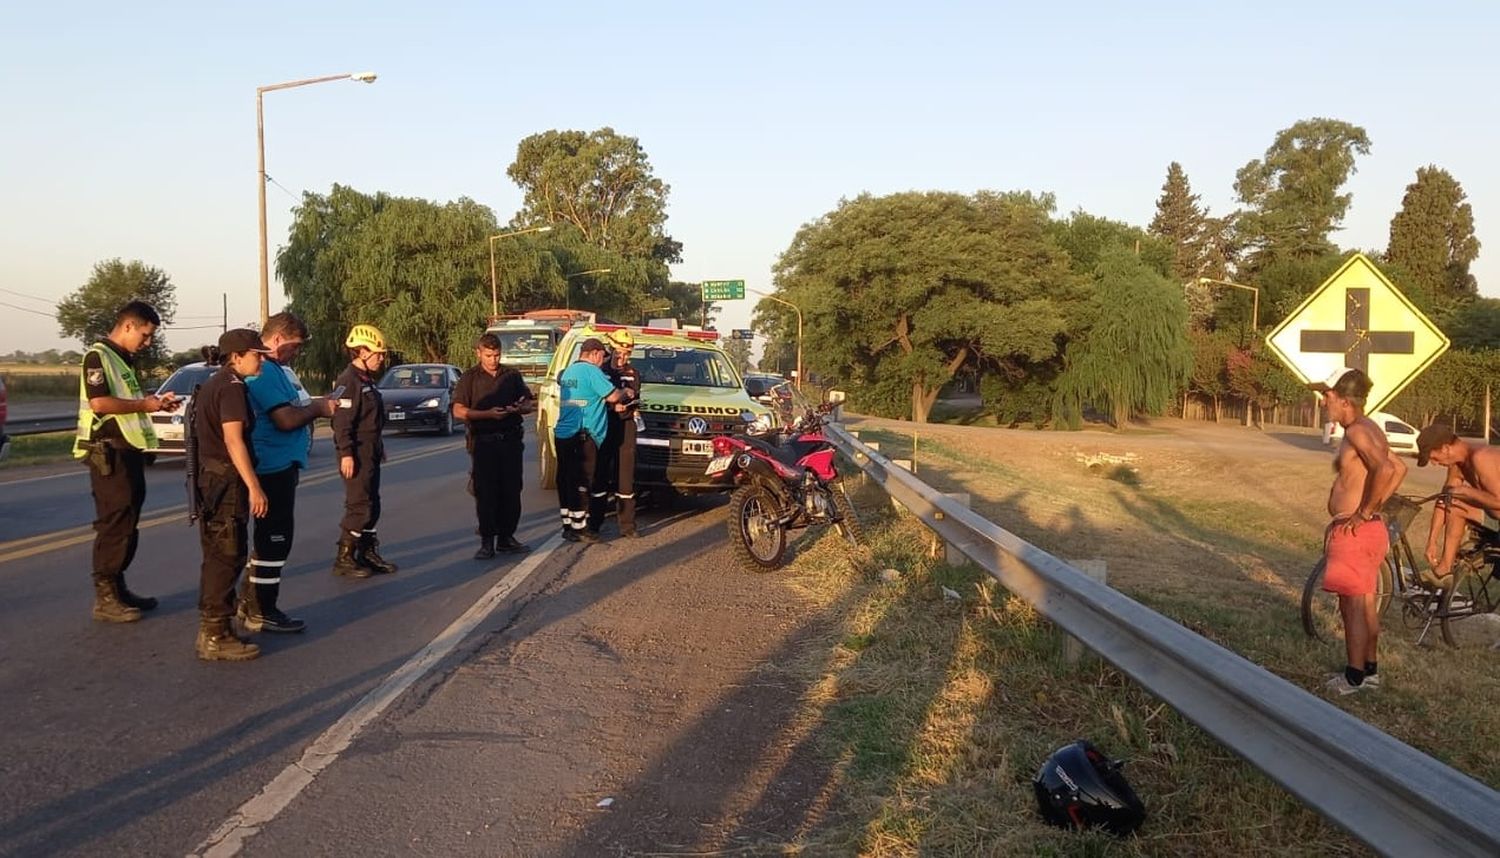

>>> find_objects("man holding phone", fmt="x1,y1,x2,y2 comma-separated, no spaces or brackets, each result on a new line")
453,333,535,559
237,313,338,633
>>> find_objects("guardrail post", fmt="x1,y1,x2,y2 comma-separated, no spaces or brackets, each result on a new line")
1062,559,1108,664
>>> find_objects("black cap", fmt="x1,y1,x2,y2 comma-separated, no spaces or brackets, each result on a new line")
579,337,607,354
218,328,271,356
1416,424,1458,467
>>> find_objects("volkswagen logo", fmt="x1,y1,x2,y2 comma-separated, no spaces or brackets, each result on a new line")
687,417,709,435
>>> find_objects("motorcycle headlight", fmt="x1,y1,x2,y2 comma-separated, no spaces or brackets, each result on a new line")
418,397,440,409
747,414,773,436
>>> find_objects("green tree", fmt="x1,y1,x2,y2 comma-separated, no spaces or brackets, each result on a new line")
1385,166,1481,319
1149,161,1230,283
506,128,680,263
1445,298,1500,351
1187,329,1235,421
1234,118,1372,267
1052,210,1173,279
1053,248,1192,428
766,190,1081,423
722,336,752,376
56,258,177,370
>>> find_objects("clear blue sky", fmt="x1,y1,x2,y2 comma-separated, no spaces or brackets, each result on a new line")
2,1,1496,356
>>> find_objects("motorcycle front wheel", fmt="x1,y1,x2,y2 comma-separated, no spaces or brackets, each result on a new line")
728,483,788,572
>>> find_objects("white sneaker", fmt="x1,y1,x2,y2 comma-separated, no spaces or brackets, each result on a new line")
1324,674,1371,696
1361,673,1381,689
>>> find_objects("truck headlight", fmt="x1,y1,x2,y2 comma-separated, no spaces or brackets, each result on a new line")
747,414,773,436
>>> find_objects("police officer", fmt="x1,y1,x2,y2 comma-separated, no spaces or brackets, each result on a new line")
331,324,397,577
595,329,642,537
555,338,628,543
453,332,535,559
190,329,271,661
73,300,181,623
237,312,336,633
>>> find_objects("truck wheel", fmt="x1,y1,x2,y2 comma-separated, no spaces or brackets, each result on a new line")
538,418,557,490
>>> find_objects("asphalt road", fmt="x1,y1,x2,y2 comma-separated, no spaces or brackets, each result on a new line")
0,425,600,856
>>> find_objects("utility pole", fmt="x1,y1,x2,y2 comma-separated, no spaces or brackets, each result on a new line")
222,293,228,333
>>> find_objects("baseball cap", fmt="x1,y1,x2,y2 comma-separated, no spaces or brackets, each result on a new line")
1308,367,1371,398
218,328,271,355
1416,423,1458,467
579,337,607,354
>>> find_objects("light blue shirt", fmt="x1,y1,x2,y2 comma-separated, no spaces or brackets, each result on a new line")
554,361,614,441
245,359,310,473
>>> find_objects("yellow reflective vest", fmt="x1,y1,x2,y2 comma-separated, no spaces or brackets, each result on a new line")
73,342,158,457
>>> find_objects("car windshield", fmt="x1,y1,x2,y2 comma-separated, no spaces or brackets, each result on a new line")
378,366,449,389
623,346,741,388
158,366,216,396
497,330,554,359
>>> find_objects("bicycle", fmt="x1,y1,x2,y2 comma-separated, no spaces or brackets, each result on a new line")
1301,492,1500,648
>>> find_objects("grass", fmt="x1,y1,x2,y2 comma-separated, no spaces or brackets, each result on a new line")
749,421,1498,855
1,431,76,467
1,364,78,399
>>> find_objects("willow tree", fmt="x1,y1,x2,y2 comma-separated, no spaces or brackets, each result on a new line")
1054,248,1192,428
765,190,1080,422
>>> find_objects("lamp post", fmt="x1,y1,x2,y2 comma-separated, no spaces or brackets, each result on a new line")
488,225,554,318
563,268,611,310
257,71,377,327
1196,277,1260,334
748,288,804,390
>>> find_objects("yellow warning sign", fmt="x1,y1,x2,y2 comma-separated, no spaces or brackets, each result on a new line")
1264,253,1449,414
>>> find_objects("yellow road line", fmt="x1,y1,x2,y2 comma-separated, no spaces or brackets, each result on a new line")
0,442,463,566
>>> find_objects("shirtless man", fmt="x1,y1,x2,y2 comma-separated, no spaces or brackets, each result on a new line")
1314,368,1406,695
1416,423,1500,590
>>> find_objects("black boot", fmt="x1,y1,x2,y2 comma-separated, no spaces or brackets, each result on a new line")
239,575,306,633
118,574,158,611
474,535,496,560
91,579,142,623
332,535,368,578
359,533,398,575
196,617,260,661
497,536,531,553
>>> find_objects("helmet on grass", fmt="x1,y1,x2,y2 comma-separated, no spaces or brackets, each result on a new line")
1033,740,1145,836
344,324,388,353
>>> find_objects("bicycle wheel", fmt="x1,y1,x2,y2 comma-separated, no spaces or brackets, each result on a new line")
1438,557,1500,648
1302,556,1395,642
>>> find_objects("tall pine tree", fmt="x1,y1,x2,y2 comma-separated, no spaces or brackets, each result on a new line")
1149,162,1209,282
1386,165,1480,318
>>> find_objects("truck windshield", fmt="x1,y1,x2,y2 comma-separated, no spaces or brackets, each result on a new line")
498,330,554,359
632,347,741,389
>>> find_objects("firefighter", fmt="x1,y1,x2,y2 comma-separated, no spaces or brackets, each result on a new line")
595,329,642,537
453,332,535,559
331,324,398,577
189,329,271,661
237,312,336,633
555,338,627,543
73,300,180,623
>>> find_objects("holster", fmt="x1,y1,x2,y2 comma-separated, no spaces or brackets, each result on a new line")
197,461,235,521
83,440,116,477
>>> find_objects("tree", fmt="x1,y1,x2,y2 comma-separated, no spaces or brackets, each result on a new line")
1445,298,1500,351
1053,210,1173,279
766,190,1081,423
1053,248,1192,428
1149,162,1230,283
506,128,680,263
56,258,177,371
722,337,753,376
1234,118,1372,267
1187,329,1235,421
1385,166,1481,319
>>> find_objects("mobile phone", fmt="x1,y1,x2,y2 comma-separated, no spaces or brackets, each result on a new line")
329,385,347,399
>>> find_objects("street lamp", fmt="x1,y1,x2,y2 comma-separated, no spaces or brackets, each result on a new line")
563,268,611,310
488,225,554,318
257,71,377,327
1196,277,1260,333
748,288,804,390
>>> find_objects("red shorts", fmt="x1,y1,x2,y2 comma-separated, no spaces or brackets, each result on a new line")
1322,520,1390,596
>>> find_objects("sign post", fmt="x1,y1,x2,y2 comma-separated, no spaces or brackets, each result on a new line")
1265,253,1449,415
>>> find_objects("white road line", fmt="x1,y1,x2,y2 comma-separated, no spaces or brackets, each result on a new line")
0,469,87,487
190,533,564,858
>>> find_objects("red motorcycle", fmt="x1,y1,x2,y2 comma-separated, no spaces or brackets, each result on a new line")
706,400,861,571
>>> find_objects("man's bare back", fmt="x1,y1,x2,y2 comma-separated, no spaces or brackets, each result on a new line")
1328,416,1390,519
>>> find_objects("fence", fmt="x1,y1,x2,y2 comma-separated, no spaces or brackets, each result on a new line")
825,421,1500,857
1180,394,1319,428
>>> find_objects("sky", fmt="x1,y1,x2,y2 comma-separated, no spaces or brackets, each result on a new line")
2,1,1498,362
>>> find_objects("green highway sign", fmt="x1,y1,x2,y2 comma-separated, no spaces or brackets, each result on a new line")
701,279,745,301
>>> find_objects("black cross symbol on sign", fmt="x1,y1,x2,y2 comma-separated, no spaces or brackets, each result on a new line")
1299,287,1414,374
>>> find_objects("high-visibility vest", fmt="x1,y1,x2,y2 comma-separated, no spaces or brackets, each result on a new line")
73,342,158,457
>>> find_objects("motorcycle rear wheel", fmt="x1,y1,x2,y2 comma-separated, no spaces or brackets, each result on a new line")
729,483,788,572
830,479,862,546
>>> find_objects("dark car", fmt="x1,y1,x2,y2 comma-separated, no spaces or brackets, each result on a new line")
743,373,789,403
0,375,10,463
379,364,461,436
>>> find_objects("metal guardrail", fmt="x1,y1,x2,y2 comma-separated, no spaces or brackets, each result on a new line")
826,421,1500,857
6,413,75,437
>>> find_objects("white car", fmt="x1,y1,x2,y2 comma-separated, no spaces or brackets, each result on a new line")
152,361,316,458
1323,411,1419,455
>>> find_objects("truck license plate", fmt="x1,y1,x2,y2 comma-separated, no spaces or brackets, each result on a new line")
681,439,712,457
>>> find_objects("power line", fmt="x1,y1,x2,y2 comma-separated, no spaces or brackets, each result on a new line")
0,286,56,304
0,300,56,318
160,323,224,331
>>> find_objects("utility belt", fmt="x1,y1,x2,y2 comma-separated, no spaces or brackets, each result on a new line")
79,438,139,477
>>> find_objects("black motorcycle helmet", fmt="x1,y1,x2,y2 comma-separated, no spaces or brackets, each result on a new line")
1033,740,1145,836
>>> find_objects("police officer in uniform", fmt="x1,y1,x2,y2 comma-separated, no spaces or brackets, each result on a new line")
595,329,642,537
453,332,535,559
189,329,271,661
73,300,181,623
331,324,398,577
555,338,628,543
237,312,336,633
